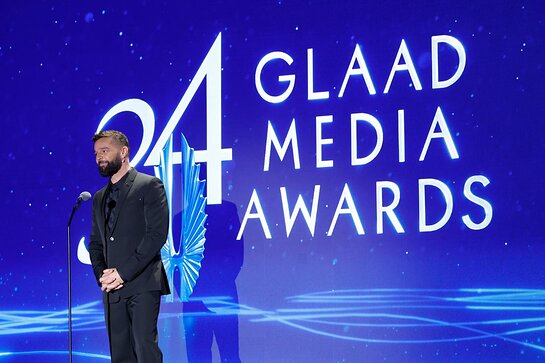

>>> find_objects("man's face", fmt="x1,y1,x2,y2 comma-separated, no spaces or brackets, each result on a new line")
94,137,123,177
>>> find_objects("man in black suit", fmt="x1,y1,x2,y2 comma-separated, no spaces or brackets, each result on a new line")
89,130,170,363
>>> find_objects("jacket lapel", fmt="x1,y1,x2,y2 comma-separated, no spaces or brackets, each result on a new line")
108,168,137,236
96,187,107,244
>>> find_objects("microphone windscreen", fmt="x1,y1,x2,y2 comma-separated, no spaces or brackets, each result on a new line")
79,191,92,201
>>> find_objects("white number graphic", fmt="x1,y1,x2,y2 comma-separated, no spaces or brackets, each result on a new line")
96,33,232,204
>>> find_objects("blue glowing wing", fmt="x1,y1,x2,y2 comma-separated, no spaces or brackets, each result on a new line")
155,134,207,302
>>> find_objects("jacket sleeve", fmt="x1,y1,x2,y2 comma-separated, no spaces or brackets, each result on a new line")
117,177,169,282
88,193,107,284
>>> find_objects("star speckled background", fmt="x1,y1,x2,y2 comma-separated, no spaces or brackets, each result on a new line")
1,1,545,362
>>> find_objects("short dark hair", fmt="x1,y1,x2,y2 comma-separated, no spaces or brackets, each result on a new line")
92,130,130,156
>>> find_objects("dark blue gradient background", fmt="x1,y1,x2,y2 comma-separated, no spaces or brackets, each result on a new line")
1,1,544,362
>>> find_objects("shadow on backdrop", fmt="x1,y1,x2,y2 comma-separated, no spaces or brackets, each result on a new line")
182,200,244,363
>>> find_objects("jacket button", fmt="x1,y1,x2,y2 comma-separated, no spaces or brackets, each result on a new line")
110,237,114,241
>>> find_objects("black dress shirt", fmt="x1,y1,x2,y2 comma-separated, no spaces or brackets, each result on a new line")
104,170,130,233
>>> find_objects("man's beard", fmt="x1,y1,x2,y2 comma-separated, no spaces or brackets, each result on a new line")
98,154,122,177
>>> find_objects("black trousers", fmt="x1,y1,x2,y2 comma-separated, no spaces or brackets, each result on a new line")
105,291,163,363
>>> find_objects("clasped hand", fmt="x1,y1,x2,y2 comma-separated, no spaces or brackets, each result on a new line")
99,268,124,292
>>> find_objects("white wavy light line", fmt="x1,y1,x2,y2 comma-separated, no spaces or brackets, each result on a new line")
0,350,109,360
251,288,545,352
0,302,103,335
257,312,545,352
2,289,545,355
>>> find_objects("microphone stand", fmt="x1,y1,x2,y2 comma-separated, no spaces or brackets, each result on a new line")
67,195,87,363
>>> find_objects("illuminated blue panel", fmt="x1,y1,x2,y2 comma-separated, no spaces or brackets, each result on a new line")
0,1,544,362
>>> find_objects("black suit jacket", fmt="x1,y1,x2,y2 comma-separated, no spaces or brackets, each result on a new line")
89,168,171,303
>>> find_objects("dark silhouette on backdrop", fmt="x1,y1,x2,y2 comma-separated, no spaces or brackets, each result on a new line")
182,199,244,363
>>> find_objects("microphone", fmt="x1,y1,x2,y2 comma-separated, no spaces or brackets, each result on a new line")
69,191,91,226
78,191,92,202
67,190,91,363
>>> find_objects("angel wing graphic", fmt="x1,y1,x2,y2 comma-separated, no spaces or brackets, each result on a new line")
155,134,207,302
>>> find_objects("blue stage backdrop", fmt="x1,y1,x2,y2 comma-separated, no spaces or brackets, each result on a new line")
1,1,545,362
